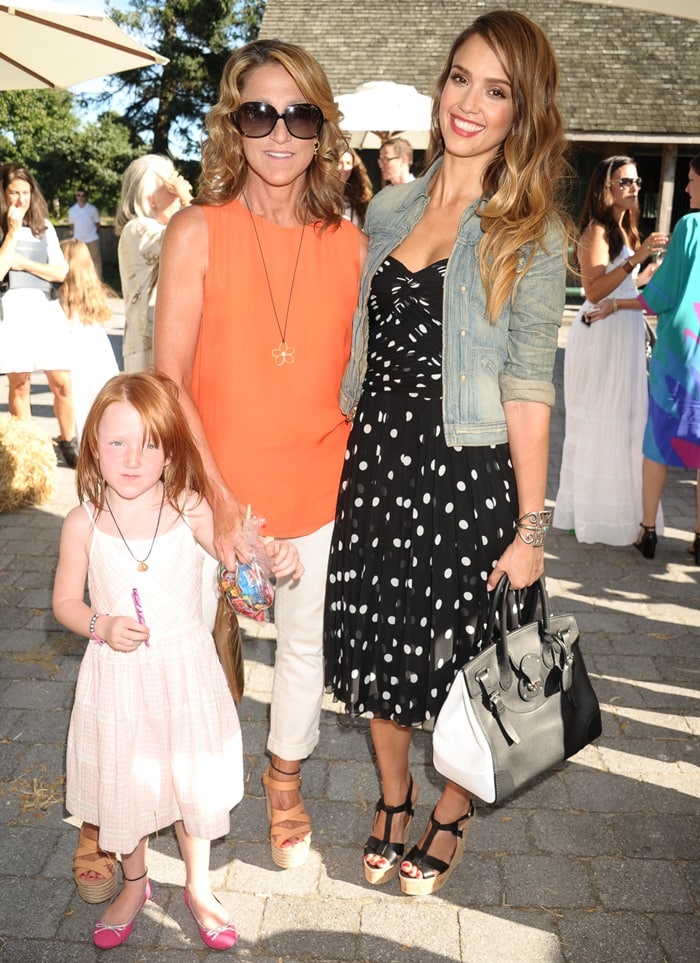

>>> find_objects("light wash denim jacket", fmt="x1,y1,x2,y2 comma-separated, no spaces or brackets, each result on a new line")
339,158,567,446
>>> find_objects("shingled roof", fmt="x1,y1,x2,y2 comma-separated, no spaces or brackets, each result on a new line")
259,0,700,143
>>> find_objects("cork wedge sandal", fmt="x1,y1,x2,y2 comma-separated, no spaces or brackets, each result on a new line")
73,825,118,904
262,769,312,869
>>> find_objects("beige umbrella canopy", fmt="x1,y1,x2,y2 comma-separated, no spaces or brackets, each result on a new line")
336,81,432,150
568,0,700,20
0,0,167,91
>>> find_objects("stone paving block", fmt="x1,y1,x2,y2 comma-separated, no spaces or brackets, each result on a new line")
312,800,364,849
0,876,73,939
528,810,616,857
643,780,700,815
232,842,323,897
557,911,664,963
3,828,60,885
259,896,361,960
467,808,531,857
560,771,645,813
609,813,700,860
7,707,69,747
360,900,461,962
504,768,575,812
503,855,595,909
591,857,693,912
456,907,565,963
0,679,75,711
654,912,700,963
0,939,97,962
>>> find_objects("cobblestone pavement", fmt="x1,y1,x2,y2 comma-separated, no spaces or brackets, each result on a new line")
0,303,698,962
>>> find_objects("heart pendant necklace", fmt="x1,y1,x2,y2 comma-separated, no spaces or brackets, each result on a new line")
104,484,165,572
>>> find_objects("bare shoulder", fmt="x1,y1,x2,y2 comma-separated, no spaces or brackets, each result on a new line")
164,204,208,248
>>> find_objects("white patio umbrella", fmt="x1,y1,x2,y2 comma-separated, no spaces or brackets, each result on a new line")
568,0,700,20
336,81,432,150
0,1,167,91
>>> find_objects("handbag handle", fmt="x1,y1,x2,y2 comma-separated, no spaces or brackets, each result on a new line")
483,575,551,691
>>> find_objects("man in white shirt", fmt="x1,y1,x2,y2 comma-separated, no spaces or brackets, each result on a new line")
377,138,415,187
68,189,102,278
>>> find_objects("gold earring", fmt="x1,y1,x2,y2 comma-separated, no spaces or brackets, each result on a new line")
313,141,319,154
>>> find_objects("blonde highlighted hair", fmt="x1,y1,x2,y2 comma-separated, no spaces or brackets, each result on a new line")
425,10,571,321
197,39,346,229
114,154,177,234
58,239,111,326
77,372,206,513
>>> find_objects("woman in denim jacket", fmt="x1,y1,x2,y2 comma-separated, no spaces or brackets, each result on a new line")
325,10,569,897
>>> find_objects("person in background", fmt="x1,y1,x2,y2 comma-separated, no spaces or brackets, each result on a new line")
554,156,667,545
68,188,102,279
0,163,77,467
155,40,365,871
115,155,192,372
325,9,569,897
59,238,119,441
377,137,415,186
634,153,700,562
338,147,373,227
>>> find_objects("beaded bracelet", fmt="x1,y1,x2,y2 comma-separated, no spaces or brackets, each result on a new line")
515,510,552,547
89,612,104,644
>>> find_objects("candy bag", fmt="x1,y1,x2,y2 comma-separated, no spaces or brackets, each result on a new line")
217,511,275,621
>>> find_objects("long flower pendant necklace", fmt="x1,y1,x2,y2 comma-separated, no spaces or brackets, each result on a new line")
104,484,165,572
243,192,305,365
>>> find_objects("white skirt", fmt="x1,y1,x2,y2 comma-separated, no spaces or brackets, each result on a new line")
0,289,73,373
70,322,120,440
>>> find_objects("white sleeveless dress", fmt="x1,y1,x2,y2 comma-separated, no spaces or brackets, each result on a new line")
554,248,662,544
65,507,243,855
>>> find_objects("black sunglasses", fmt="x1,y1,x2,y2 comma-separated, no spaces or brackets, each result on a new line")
232,101,324,140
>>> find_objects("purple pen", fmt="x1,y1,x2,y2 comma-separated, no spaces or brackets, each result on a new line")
132,587,150,646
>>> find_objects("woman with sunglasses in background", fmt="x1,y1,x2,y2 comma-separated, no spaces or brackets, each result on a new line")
155,40,366,875
554,156,668,545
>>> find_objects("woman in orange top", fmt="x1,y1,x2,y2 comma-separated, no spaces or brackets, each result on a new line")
155,40,366,875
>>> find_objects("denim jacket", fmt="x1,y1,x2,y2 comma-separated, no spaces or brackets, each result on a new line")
339,158,567,446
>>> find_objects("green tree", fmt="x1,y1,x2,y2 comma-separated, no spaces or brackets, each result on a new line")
0,90,143,218
107,0,265,155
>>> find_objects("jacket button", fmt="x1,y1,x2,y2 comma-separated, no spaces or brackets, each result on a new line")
460,284,467,293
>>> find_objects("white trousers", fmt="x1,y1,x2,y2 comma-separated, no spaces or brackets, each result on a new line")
267,521,333,760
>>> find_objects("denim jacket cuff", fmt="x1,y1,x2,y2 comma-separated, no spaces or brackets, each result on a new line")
499,373,555,407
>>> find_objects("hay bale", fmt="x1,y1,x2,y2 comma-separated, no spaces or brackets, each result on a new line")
0,414,57,512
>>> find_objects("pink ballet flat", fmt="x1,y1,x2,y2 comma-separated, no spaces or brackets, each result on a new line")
92,876,151,949
184,889,238,951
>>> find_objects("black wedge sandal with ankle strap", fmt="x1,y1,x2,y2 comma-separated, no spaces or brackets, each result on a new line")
399,801,475,896
363,775,416,885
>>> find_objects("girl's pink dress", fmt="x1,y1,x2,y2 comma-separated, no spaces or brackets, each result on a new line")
66,508,243,854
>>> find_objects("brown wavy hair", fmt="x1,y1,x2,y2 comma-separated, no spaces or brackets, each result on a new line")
424,10,571,321
58,239,111,326
341,148,374,227
77,372,206,513
197,39,346,230
578,156,640,263
0,164,49,237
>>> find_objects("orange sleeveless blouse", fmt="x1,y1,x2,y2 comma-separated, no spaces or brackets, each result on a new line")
192,200,361,537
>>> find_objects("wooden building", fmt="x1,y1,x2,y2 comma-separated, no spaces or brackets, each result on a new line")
258,0,700,232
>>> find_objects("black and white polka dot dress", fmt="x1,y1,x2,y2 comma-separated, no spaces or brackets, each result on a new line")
324,256,517,727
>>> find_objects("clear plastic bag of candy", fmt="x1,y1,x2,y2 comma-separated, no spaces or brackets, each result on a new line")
217,511,275,622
